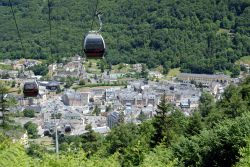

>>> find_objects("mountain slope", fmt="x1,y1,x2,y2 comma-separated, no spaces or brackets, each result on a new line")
0,0,250,73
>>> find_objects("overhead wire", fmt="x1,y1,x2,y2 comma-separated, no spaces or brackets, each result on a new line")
90,0,99,31
8,0,26,56
48,0,54,77
48,0,52,60
82,0,100,56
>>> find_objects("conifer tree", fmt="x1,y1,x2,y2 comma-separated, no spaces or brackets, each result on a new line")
151,94,174,147
0,84,11,127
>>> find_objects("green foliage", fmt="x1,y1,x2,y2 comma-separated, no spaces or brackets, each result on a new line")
140,64,148,79
174,112,250,167
0,64,12,70
185,111,203,136
0,133,32,167
88,62,92,68
92,105,101,116
51,113,62,119
0,133,119,167
235,138,250,167
59,124,103,156
26,142,46,158
23,109,35,118
100,60,106,73
11,80,16,88
231,65,241,77
218,84,249,118
64,76,76,88
78,79,85,85
151,94,176,147
199,92,215,117
137,111,148,122
24,121,38,139
140,145,177,167
105,105,112,112
106,123,140,155
0,83,13,127
29,64,48,76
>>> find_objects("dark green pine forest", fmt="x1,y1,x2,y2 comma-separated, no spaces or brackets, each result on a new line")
1,0,250,74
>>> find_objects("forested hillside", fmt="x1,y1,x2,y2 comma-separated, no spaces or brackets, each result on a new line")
1,0,250,74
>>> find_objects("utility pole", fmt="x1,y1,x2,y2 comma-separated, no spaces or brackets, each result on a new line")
55,125,59,155
53,105,59,155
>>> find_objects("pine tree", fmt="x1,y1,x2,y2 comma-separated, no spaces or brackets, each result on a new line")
93,105,101,116
199,92,215,117
185,111,203,136
150,94,174,147
0,84,11,127
118,111,125,124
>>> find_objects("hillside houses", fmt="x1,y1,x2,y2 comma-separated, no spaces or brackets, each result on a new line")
51,56,83,79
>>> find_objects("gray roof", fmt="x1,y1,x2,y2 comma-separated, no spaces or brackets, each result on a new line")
108,111,119,119
178,73,230,79
47,81,60,87
64,92,88,100
65,112,82,118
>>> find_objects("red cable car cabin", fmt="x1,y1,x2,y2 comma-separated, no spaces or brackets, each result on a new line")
23,81,39,97
83,32,105,59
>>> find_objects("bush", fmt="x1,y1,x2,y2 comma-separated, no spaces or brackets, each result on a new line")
24,121,38,139
79,79,85,85
23,109,35,118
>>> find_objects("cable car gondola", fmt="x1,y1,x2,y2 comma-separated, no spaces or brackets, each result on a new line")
83,32,105,59
83,8,105,59
23,80,39,98
64,124,72,133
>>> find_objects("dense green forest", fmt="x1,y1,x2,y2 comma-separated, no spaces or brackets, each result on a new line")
0,77,250,166
0,0,250,74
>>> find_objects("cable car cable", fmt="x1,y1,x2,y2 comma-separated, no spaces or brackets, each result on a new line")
48,0,55,77
8,0,40,98
48,0,52,60
8,0,26,56
97,12,103,32
48,0,52,38
83,0,105,59
90,0,99,31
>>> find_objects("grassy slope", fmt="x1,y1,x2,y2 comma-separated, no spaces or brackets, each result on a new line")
236,56,250,65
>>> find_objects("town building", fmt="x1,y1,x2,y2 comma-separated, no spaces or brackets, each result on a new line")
177,73,230,85
46,81,60,91
62,91,89,106
107,111,120,128
149,71,163,79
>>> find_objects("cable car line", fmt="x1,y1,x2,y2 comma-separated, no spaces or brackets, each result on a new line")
90,0,99,31
8,0,40,98
97,11,103,32
48,0,52,38
8,0,25,56
83,0,105,59
47,0,54,74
